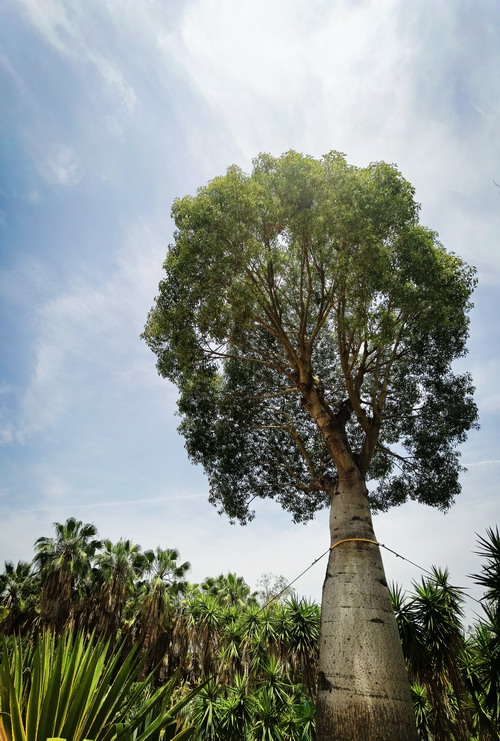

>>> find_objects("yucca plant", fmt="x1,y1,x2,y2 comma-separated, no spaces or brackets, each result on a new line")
0,631,199,741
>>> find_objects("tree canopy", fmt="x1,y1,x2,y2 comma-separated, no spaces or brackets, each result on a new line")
144,150,478,523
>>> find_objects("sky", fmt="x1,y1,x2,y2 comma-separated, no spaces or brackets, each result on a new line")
0,0,499,623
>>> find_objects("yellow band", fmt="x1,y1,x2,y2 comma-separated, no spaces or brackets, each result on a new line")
330,538,379,550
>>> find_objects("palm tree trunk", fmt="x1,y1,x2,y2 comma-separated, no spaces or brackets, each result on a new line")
316,472,418,740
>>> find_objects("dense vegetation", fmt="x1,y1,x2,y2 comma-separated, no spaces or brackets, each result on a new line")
1,518,499,740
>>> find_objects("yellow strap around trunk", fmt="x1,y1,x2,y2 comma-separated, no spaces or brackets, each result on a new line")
330,538,379,550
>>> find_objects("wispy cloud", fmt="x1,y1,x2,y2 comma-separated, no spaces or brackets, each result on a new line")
17,0,137,112
15,219,169,441
11,492,207,514
35,143,83,187
171,0,500,281
464,460,500,467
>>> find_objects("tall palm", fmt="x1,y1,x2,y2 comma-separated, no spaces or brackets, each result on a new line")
0,560,39,634
90,538,144,637
33,517,101,630
136,547,190,674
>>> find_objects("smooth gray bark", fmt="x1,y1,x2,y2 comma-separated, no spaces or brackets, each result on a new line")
316,474,418,741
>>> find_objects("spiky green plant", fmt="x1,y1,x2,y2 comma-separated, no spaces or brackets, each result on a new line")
0,631,198,741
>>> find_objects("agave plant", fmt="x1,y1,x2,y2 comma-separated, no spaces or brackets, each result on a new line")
0,631,199,741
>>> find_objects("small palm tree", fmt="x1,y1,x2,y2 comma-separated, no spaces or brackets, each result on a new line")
0,561,39,634
472,527,500,608
184,591,223,679
410,683,433,741
201,573,258,607
281,597,320,695
257,655,290,705
392,570,471,741
252,686,284,741
218,616,245,685
218,674,254,740
190,679,225,741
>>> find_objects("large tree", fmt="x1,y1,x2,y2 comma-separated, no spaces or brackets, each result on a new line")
143,150,478,739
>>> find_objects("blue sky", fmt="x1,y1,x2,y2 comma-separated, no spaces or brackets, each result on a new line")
1,0,499,621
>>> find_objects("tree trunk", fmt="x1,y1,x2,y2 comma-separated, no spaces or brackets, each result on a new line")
316,472,418,740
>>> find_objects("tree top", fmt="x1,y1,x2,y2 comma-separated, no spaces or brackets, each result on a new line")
144,150,478,523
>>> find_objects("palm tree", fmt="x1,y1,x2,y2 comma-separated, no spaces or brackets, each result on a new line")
190,679,225,741
201,573,259,607
280,597,320,696
462,613,500,739
184,591,224,679
218,673,254,740
33,517,101,630
410,684,434,741
392,570,471,741
0,560,39,633
466,527,500,737
218,614,245,685
252,686,285,741
90,538,144,637
136,547,190,675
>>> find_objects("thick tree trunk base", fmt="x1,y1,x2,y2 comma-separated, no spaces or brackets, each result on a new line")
316,474,417,741
316,693,418,741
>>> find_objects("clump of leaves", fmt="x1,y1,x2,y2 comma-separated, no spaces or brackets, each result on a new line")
0,631,199,741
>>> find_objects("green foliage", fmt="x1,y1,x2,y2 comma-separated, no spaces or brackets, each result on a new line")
144,149,478,523
0,563,39,634
472,527,500,606
0,632,197,741
5,519,500,738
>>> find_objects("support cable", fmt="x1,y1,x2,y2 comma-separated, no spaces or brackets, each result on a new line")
259,536,484,611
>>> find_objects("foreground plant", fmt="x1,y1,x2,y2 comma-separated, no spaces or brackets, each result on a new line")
0,631,198,741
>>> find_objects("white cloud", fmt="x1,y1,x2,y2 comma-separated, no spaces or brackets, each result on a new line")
26,189,42,203
167,0,500,280
464,459,500,467
0,426,14,446
15,218,169,440
17,0,137,112
36,143,83,187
